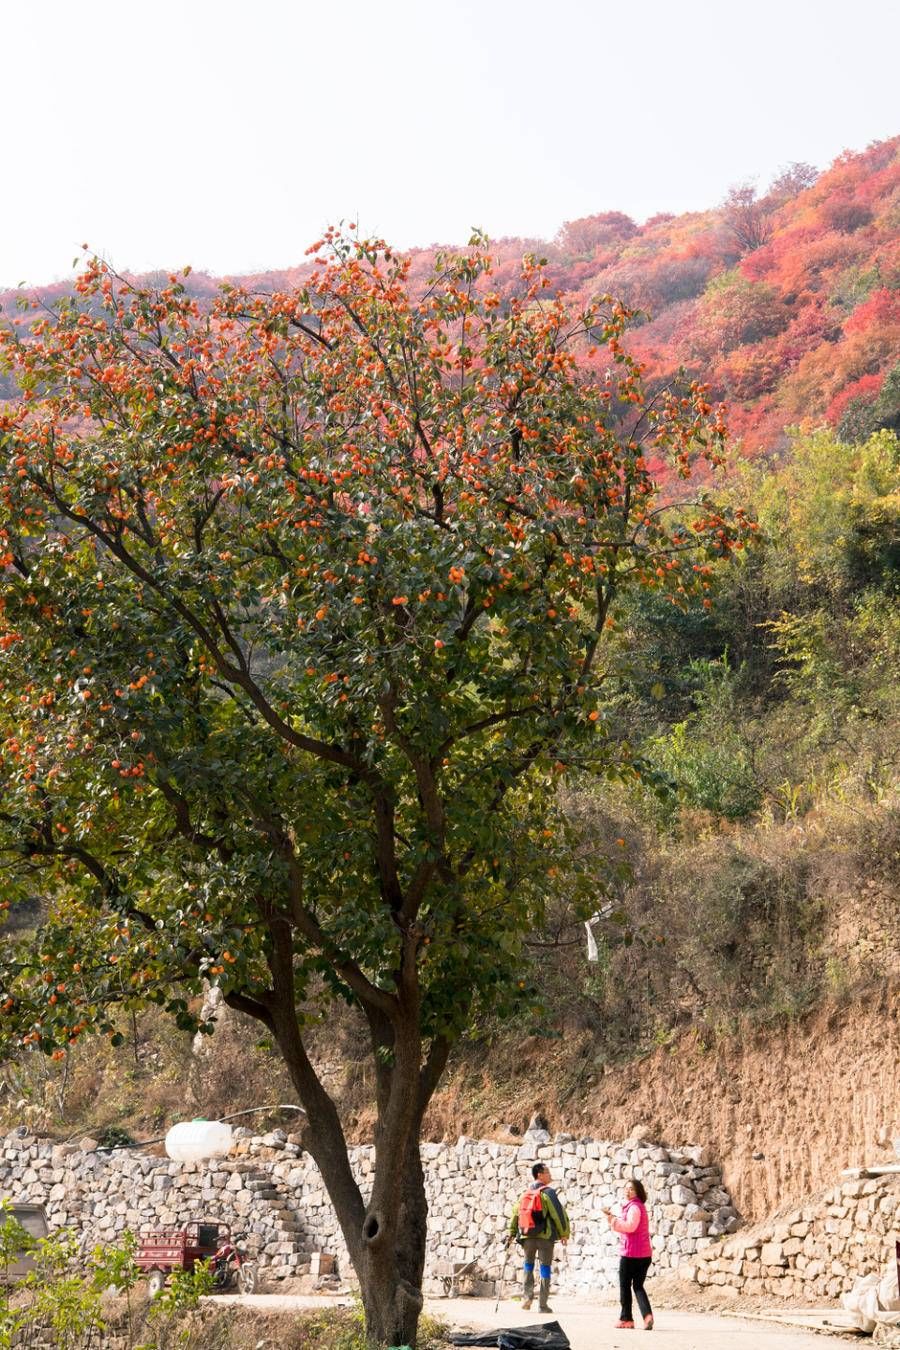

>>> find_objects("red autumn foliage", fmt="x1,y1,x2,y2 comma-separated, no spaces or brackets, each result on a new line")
2,137,898,452
843,287,900,335
825,372,884,425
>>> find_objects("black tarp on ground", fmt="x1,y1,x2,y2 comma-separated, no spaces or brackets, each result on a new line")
447,1321,571,1349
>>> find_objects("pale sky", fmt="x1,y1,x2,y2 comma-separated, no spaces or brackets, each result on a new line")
3,0,898,289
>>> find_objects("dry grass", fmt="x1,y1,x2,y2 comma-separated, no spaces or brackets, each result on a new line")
167,1305,448,1350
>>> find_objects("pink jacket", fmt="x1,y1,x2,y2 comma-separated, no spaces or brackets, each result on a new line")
611,1198,652,1258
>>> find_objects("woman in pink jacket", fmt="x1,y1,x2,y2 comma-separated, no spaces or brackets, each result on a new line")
604,1178,653,1330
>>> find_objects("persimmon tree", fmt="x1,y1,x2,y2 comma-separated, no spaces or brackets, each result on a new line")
0,231,751,1346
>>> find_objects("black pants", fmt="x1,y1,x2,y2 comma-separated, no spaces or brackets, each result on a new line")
619,1255,652,1322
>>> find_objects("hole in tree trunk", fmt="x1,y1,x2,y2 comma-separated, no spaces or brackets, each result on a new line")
363,1212,381,1243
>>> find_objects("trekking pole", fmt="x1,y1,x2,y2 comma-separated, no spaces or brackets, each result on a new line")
494,1242,512,1315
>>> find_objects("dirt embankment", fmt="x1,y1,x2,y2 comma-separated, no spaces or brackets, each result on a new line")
579,983,899,1219
3,970,896,1232
424,981,900,1222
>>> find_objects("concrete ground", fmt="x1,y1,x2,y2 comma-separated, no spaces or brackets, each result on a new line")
207,1292,858,1347
435,1295,858,1348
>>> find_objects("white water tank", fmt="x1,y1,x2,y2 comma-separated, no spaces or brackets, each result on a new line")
164,1119,234,1163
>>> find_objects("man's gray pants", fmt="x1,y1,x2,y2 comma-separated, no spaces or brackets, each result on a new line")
521,1236,555,1309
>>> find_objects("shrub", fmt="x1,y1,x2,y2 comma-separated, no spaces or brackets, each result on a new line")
645,663,762,822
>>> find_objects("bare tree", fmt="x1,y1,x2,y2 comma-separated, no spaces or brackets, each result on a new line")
767,161,819,204
723,181,773,254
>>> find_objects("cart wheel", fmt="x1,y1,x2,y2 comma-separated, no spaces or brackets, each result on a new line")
212,1259,230,1292
147,1269,166,1298
237,1262,258,1295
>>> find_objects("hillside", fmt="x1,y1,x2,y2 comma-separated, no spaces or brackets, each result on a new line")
5,137,896,455
243,137,900,459
551,139,900,453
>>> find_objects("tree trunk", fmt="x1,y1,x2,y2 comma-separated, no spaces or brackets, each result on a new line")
356,1135,429,1346
272,1009,430,1345
263,920,441,1346
358,1248,423,1348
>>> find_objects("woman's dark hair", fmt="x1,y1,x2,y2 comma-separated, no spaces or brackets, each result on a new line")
631,1178,647,1203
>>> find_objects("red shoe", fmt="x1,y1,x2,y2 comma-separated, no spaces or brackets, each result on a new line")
643,1314,654,1330
615,1321,635,1329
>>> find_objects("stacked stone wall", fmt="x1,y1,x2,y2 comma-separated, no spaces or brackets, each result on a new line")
1,1128,735,1293
1,1132,311,1281
4,1128,897,1306
680,1172,900,1304
418,1134,735,1294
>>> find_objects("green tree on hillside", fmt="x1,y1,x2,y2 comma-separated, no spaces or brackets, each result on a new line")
617,426,899,827
0,232,749,1345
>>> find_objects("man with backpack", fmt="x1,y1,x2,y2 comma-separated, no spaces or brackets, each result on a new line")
506,1162,571,1312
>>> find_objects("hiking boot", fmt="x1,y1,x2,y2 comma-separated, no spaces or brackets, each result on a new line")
521,1297,533,1310
614,1320,635,1329
538,1276,552,1312
538,1303,553,1313
643,1313,654,1330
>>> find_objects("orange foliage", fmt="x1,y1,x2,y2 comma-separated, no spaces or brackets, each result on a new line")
2,139,898,454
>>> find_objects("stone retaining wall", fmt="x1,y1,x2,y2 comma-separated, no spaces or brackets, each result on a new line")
1,1130,312,1281
287,1133,739,1294
4,1128,896,1305
1,1128,735,1292
680,1172,900,1304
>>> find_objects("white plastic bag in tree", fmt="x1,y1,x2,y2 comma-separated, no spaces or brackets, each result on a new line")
584,906,611,962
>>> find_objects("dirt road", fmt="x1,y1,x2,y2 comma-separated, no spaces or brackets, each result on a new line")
436,1295,856,1347
208,1293,856,1347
